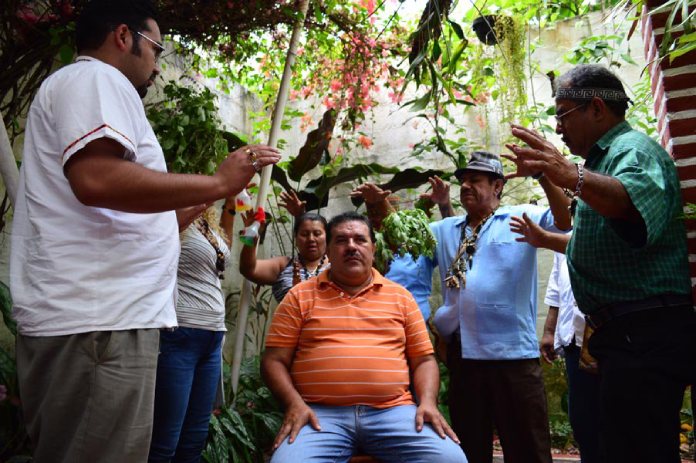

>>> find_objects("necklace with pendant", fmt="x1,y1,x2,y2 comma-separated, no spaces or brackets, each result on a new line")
444,212,494,289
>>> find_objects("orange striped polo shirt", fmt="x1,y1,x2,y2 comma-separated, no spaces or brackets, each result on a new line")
265,269,433,408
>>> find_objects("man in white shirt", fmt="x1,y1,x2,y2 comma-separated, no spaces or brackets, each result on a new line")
10,1,279,461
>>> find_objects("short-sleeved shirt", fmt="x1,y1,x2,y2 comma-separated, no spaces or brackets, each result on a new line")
544,250,584,349
566,122,691,314
265,269,433,408
10,57,179,336
385,254,433,321
429,205,559,360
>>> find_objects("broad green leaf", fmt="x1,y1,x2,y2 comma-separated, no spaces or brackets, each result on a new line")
220,411,256,450
405,91,432,112
432,40,442,61
448,40,467,75
0,348,16,385
448,19,465,39
287,109,337,181
669,40,696,61
0,281,15,336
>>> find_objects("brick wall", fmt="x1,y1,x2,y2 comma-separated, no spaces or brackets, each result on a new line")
641,0,696,298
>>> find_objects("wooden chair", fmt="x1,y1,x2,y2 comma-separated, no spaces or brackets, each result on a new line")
349,455,379,463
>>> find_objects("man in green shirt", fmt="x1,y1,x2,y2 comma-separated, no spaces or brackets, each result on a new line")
506,64,695,463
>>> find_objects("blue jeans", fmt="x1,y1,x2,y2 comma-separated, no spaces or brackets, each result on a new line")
563,343,601,463
148,327,224,463
270,404,467,463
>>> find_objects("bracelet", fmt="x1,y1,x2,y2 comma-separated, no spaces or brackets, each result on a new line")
573,162,585,197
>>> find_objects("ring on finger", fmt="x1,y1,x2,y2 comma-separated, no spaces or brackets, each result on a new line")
252,160,261,173
245,147,258,162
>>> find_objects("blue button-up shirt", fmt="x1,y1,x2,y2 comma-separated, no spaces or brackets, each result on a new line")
385,253,434,322
428,205,559,360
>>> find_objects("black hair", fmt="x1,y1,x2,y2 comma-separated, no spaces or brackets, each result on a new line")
76,0,159,53
555,64,629,118
326,211,376,244
293,212,328,236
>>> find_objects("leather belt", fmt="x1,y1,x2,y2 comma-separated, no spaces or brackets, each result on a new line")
585,294,693,330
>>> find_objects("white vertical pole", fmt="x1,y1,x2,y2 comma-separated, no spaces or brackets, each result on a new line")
230,0,311,393
0,116,19,206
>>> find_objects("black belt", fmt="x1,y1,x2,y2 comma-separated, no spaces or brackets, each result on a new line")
585,294,694,330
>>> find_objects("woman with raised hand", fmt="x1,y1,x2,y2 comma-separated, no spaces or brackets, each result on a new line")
239,190,329,302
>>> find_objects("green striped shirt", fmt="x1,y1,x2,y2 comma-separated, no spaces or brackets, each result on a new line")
567,121,691,314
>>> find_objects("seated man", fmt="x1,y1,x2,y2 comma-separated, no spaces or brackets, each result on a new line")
261,212,467,463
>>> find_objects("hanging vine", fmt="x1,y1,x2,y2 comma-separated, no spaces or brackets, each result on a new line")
494,15,527,123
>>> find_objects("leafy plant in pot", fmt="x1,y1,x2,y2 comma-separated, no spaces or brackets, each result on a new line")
472,15,499,45
493,14,527,122
471,13,527,123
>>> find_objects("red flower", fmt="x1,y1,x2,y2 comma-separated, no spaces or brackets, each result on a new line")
358,135,373,149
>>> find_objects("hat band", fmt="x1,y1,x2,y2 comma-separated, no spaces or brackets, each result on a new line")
555,87,630,102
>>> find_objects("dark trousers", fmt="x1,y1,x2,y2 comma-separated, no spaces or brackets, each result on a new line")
588,305,696,463
447,342,552,463
563,343,601,463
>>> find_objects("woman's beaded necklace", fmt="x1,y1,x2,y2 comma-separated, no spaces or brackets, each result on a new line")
194,219,226,279
292,254,327,286
444,211,494,289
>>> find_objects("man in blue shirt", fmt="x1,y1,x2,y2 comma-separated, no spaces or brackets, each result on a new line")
429,151,571,463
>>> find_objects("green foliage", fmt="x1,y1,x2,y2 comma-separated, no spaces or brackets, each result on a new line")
203,356,283,463
374,209,437,273
626,72,658,141
437,359,451,423
147,82,229,175
681,389,694,457
374,232,394,277
549,419,575,449
640,0,696,62
493,15,528,122
464,0,622,24
564,34,627,66
542,357,576,451
683,203,696,220
0,281,15,337
0,282,30,460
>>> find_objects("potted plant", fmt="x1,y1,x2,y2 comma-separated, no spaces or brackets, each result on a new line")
472,15,499,45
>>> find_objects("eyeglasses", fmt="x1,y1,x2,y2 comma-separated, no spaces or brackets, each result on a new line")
554,103,588,124
136,31,165,62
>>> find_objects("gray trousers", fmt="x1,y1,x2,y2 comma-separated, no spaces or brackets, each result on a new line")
17,329,160,463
